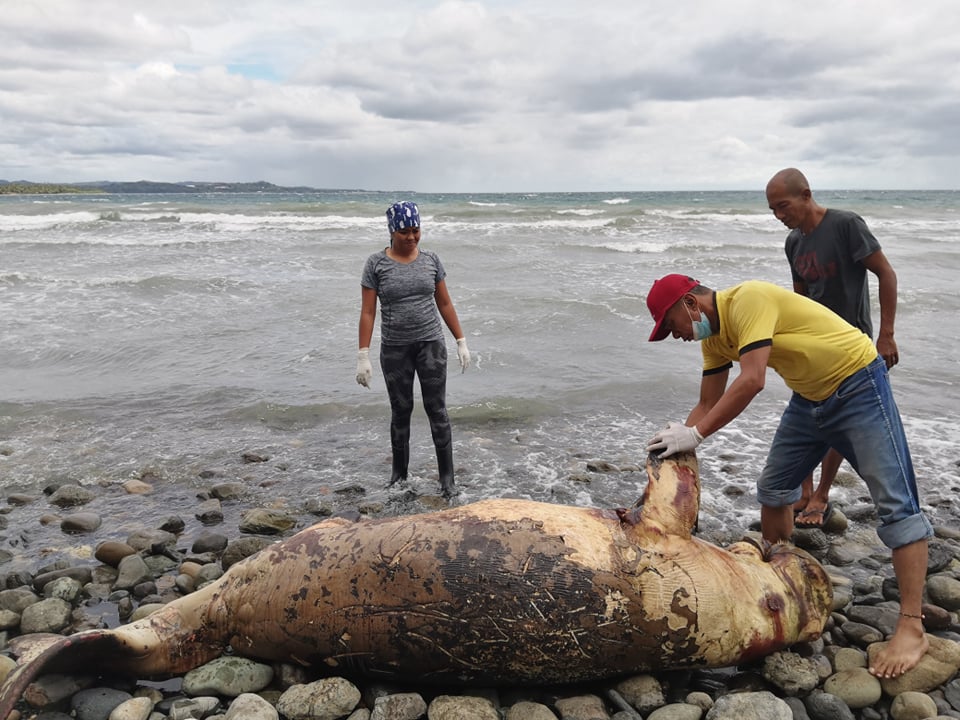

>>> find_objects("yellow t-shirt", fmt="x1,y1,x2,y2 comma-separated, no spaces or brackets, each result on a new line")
701,281,878,402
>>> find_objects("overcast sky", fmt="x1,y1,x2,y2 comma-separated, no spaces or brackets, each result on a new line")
3,1,959,192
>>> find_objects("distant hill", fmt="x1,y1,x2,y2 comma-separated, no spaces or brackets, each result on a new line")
0,180,327,194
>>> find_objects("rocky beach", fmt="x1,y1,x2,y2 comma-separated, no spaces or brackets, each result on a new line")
1,448,960,720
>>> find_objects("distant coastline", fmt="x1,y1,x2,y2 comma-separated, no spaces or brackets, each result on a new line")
0,179,329,195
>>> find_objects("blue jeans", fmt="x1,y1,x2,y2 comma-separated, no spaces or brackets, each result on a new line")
757,356,932,549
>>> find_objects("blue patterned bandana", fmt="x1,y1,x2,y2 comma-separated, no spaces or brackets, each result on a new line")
386,201,420,232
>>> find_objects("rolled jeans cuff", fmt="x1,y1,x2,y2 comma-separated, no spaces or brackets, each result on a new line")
876,511,934,550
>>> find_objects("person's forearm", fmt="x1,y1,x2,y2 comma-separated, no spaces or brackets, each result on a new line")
877,273,898,339
689,378,762,438
358,313,375,348
439,305,464,339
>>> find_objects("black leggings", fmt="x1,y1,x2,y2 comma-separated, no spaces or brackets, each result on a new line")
380,340,451,451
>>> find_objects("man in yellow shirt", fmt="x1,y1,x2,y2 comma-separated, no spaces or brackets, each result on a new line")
644,274,932,679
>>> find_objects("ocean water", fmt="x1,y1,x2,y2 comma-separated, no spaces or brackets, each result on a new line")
1,189,959,543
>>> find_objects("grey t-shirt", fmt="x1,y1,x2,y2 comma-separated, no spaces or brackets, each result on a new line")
785,208,881,337
361,249,446,345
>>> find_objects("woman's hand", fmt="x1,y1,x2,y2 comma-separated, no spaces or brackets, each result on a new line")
456,338,471,373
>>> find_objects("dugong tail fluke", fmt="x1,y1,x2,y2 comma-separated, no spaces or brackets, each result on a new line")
0,452,833,717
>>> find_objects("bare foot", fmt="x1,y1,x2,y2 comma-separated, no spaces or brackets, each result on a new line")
792,495,810,513
869,625,929,678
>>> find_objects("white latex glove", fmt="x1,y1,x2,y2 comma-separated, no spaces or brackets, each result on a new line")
646,421,704,458
356,348,372,388
456,337,471,373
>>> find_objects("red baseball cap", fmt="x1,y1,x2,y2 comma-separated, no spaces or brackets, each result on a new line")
647,274,699,341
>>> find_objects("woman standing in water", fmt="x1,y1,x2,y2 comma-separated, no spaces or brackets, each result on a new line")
356,201,470,498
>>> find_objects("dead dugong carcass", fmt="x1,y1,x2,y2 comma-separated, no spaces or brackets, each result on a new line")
0,452,832,713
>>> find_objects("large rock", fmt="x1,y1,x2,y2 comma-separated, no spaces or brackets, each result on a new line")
19,597,72,633
704,692,792,720
70,687,132,720
239,508,297,534
48,484,96,508
889,690,938,720
802,689,856,720
823,668,883,708
182,656,274,697
505,701,558,720
926,574,960,611
224,692,279,720
761,651,820,695
276,678,360,720
554,693,608,719
369,692,427,720
113,553,153,591
615,674,665,714
427,695,500,720
869,634,960,695
0,587,40,613
648,703,705,720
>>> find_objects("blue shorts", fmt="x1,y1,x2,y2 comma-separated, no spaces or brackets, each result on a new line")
757,356,932,549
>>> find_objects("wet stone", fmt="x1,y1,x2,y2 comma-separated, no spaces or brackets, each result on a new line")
822,668,883,709
369,692,427,720
704,691,793,719
71,686,133,720
890,690,938,720
276,677,360,720
840,620,884,647
223,692,279,720
192,532,229,554
114,554,153,591
19,597,72,633
848,604,899,636
761,652,820,696
42,576,83,603
182,656,274,698
106,694,156,720
238,508,297,534
48,484,96,508
60,512,102,533
615,674,665,715
126,528,178,554
210,483,246,501
168,695,221,720
646,704,703,720
33,566,93,593
159,515,187,534
926,574,960,611
196,498,225,524
95,540,137,567
505,701,559,720
427,694,501,720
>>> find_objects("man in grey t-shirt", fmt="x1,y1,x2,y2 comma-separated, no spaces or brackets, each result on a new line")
766,168,900,529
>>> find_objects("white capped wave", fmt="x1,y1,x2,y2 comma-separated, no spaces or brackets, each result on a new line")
596,240,671,253
602,198,631,205
0,211,100,231
556,208,605,216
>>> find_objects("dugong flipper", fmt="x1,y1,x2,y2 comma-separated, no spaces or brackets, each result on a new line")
0,452,832,716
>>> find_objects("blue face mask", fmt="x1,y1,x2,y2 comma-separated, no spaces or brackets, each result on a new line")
685,304,715,341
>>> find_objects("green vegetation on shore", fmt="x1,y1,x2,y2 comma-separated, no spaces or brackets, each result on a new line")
0,182,103,195
0,179,328,194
